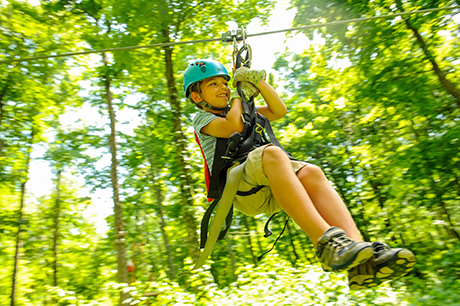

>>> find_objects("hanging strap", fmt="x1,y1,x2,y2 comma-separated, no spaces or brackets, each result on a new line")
257,216,291,261
199,198,233,249
192,162,246,271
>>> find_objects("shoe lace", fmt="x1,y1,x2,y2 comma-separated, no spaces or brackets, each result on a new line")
372,242,388,255
331,235,354,251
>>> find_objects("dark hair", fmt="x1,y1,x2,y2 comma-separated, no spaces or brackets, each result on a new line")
188,81,204,109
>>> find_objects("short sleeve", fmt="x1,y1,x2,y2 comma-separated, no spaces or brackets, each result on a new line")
193,111,218,135
192,112,219,173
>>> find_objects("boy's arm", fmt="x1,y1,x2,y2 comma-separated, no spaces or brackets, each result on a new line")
200,98,245,138
201,77,286,138
256,79,287,122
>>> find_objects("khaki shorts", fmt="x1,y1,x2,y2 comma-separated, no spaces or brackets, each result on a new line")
232,144,308,216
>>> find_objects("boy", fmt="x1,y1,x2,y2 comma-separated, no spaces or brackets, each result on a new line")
184,59,415,289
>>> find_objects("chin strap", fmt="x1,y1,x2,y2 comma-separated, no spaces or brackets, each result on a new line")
196,101,229,111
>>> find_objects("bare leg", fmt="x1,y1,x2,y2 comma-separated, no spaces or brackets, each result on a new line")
262,146,330,245
296,164,362,242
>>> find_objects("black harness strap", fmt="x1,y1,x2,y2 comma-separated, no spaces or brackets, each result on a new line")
207,137,229,199
257,216,291,261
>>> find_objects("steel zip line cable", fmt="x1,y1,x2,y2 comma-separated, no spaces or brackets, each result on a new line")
1,5,459,64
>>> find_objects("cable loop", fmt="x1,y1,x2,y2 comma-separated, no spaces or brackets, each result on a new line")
2,5,458,64
232,27,251,70
233,35,239,54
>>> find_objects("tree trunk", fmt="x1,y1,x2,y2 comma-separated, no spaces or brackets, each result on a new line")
395,0,460,108
286,221,299,263
242,215,257,264
144,122,176,279
367,176,393,231
11,182,27,306
0,77,9,157
147,234,161,282
430,177,460,241
53,169,62,287
225,235,237,282
10,129,34,306
162,37,200,260
251,218,264,253
102,53,129,304
152,166,176,279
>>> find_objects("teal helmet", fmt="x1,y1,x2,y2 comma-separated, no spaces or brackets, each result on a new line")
183,59,230,97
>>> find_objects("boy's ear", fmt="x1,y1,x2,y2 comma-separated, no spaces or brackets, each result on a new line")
190,92,202,103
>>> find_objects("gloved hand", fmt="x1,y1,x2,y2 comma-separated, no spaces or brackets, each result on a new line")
229,82,259,103
239,81,260,101
232,67,267,88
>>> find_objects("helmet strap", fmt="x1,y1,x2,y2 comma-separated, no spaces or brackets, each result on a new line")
196,101,229,111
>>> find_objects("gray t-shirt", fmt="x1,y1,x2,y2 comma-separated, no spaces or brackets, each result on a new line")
193,111,220,173
192,107,259,174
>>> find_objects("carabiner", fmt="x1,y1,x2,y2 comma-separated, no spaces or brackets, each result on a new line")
233,44,252,69
231,27,251,70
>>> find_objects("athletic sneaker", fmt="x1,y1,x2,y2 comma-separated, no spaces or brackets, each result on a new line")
316,227,374,272
348,241,416,290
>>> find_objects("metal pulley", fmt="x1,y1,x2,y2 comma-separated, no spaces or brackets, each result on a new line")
221,29,246,44
221,27,252,70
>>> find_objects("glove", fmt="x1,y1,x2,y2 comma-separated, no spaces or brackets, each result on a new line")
232,67,267,88
240,81,259,101
229,82,259,103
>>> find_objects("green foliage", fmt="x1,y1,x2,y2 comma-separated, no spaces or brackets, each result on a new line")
116,257,419,305
403,243,460,305
2,0,460,305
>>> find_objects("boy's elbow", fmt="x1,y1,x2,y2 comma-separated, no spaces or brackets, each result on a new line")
273,106,287,120
280,106,287,118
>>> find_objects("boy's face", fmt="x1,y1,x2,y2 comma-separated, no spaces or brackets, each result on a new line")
192,76,230,111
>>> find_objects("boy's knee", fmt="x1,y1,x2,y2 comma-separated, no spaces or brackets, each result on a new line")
297,164,327,183
263,146,289,165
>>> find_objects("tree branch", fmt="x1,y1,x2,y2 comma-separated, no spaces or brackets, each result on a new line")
395,0,460,108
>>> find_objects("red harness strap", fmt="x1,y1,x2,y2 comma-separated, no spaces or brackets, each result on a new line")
194,132,213,202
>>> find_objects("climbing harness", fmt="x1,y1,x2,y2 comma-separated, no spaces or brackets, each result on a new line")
192,27,295,271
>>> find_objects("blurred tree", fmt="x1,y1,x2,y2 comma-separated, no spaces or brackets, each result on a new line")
39,2,135,303
111,0,276,263
0,2,80,304
43,126,100,293
118,110,179,281
25,180,107,303
273,0,459,291
10,128,34,306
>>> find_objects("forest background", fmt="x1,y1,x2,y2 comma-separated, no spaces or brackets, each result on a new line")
1,0,459,305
